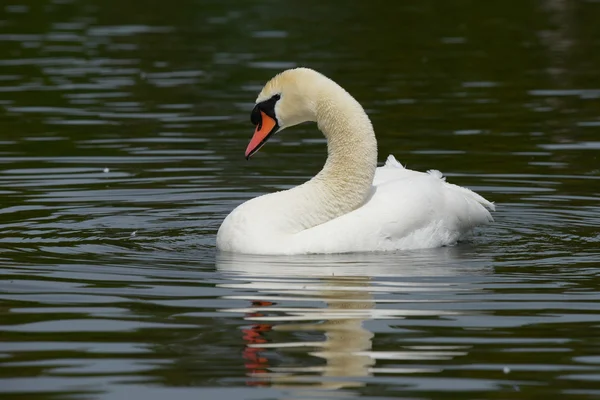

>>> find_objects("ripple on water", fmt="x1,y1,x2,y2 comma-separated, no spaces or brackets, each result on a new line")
1,1,600,399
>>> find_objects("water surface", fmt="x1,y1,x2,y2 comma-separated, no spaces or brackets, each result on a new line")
1,1,600,399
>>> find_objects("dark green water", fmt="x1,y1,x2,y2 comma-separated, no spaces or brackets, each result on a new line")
1,0,600,399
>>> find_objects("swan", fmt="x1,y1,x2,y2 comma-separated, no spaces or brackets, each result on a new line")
217,67,494,255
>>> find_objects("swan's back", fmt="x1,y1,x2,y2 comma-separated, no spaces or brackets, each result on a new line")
291,155,494,254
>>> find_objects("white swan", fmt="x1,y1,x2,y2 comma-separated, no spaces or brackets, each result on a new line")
217,67,494,255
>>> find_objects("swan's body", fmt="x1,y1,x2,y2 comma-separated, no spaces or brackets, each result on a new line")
217,68,494,255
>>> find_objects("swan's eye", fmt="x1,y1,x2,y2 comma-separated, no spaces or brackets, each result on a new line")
260,94,281,119
251,94,281,127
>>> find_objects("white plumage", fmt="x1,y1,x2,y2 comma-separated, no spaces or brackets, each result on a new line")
217,68,494,255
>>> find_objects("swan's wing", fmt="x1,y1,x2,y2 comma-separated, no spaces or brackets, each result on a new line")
375,155,494,218
293,156,494,254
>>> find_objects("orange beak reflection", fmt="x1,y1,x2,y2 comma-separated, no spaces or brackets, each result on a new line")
245,111,278,159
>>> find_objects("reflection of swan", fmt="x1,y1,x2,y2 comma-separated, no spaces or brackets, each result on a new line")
217,68,494,255
216,250,491,392
260,275,376,391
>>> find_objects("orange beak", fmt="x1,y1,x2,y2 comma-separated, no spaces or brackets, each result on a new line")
245,111,278,159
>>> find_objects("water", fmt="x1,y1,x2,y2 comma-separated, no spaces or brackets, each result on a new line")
1,0,600,399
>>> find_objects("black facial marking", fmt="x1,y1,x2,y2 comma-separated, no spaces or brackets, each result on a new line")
250,104,261,126
246,94,282,159
260,93,280,120
250,93,281,126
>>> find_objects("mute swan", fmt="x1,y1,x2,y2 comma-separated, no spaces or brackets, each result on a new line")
217,67,494,255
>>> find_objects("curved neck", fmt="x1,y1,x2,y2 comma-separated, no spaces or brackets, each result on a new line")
289,81,378,231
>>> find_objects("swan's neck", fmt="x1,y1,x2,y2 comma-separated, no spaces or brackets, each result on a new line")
289,83,377,231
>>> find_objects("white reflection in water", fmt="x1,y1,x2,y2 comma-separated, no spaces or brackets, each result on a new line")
216,248,492,392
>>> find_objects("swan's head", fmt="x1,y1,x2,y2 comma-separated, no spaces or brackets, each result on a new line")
245,68,323,159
